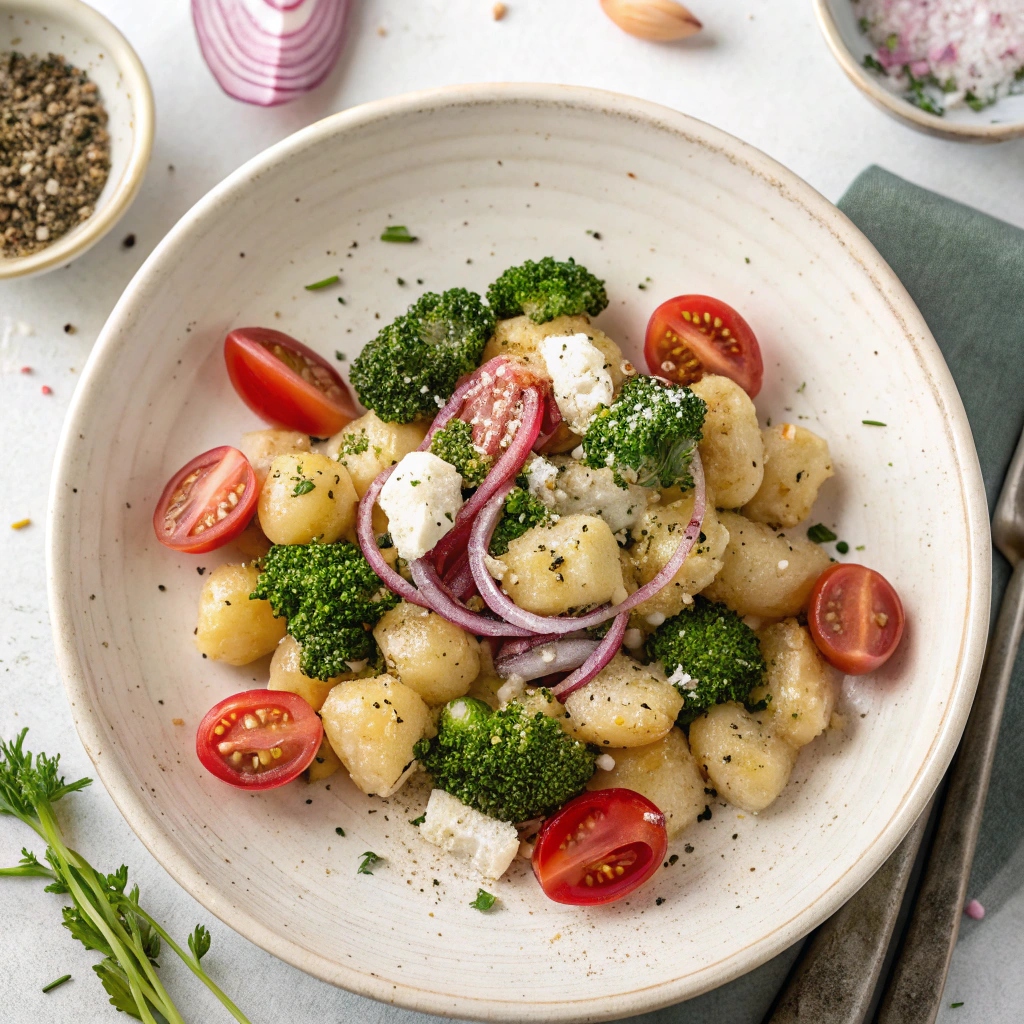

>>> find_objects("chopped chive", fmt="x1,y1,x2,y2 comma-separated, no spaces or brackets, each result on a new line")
381,225,417,243
836,540,850,554
862,419,887,427
855,544,866,551
950,1003,964,1009
305,275,340,291
469,888,497,911
42,974,72,994
807,523,838,544
796,382,806,393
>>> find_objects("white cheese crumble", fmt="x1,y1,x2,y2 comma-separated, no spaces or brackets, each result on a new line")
667,667,696,691
646,611,666,627
524,455,560,499
623,628,644,650
378,451,463,561
777,559,789,571
595,753,616,771
419,789,520,879
539,333,614,434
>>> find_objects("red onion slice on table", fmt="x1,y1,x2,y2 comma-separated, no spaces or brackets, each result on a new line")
550,612,629,698
192,0,350,107
468,450,707,634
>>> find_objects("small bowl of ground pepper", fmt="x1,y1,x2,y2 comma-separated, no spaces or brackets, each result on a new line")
0,0,153,279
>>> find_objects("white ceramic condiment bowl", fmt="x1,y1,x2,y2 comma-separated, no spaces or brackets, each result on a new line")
0,0,153,279
815,0,1024,142
47,84,990,1022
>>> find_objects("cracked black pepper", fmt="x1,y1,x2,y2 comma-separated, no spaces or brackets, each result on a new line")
0,51,111,258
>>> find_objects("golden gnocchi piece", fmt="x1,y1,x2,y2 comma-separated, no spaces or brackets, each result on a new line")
373,602,481,705
320,675,430,797
563,653,683,747
482,314,632,393
702,511,831,619
743,424,834,528
267,635,356,709
690,375,765,509
688,702,797,813
629,498,729,622
239,429,311,487
257,452,358,545
499,514,626,616
321,411,428,498
754,619,839,748
588,728,706,838
194,563,285,665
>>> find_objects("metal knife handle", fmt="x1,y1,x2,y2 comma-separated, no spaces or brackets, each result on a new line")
877,560,1024,1024
765,803,931,1024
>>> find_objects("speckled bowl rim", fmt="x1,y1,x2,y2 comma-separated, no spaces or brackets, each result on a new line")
47,83,991,1021
0,0,154,280
813,0,1024,143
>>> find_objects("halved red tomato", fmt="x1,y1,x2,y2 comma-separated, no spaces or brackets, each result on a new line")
808,563,905,675
644,295,763,397
457,357,552,455
532,789,668,906
153,446,258,554
196,689,323,790
224,327,359,436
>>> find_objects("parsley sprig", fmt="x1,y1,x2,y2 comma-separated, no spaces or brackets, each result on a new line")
0,730,251,1023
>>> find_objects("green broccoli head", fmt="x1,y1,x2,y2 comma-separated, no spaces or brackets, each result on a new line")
581,375,707,489
251,541,399,680
486,257,608,324
429,419,493,487
488,485,551,555
646,597,766,725
415,697,595,822
349,288,495,423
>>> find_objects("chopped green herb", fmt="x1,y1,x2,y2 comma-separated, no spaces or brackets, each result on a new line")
409,814,426,826
397,277,406,286
335,350,346,361
337,430,370,458
42,974,72,994
836,540,850,555
807,523,838,544
855,545,866,551
744,256,750,264
863,54,886,74
469,888,497,911
291,478,316,497
885,33,899,52
796,381,806,394
335,826,345,836
357,851,383,875
950,1003,964,1009
337,296,346,305
859,16,869,31
668,853,679,866
305,275,340,291
381,225,417,243
862,420,886,427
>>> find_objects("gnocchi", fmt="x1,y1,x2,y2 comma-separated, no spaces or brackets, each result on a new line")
743,424,834,528
320,674,431,797
322,410,428,498
267,634,355,711
239,429,311,487
194,564,285,665
257,452,358,545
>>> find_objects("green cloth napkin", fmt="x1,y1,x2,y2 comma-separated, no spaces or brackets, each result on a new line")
592,167,1024,1024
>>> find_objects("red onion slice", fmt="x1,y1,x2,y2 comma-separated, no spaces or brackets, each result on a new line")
550,613,629,698
192,0,350,107
409,557,533,637
495,638,599,682
468,450,706,634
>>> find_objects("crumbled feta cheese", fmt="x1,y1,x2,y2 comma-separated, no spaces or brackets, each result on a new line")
539,333,614,434
668,667,696,690
646,611,666,627
623,628,644,650
378,451,463,561
527,456,648,534
419,789,520,879
595,753,616,771
496,675,526,705
484,554,507,581
524,455,559,499
777,559,789,571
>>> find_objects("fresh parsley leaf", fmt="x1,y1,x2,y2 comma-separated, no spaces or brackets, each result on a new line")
291,479,316,497
380,225,417,243
806,523,838,544
188,924,211,962
358,851,383,875
469,889,497,911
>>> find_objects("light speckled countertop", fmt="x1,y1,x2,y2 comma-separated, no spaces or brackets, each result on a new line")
1,1,1021,1021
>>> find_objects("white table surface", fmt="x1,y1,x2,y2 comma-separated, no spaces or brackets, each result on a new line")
2,1,1022,1022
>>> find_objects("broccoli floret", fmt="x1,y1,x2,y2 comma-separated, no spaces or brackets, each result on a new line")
349,288,495,423
488,485,551,555
486,257,608,324
415,697,595,822
251,542,399,680
429,419,492,487
581,375,707,489
646,597,766,725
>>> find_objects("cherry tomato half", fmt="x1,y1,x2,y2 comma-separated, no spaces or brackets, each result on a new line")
224,327,359,436
153,446,258,554
644,295,764,397
808,563,905,675
532,789,668,906
196,689,323,790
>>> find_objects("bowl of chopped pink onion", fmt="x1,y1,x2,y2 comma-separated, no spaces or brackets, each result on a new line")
815,0,1024,141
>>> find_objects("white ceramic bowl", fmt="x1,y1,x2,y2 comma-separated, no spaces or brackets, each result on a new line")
815,0,1024,142
0,0,154,279
47,84,990,1022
